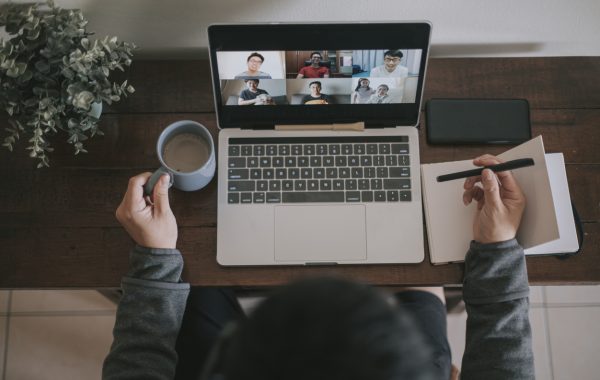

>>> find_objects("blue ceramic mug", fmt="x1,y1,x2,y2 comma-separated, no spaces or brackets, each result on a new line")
143,120,216,196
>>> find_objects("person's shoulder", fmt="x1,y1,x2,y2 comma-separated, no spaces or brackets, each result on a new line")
370,66,382,76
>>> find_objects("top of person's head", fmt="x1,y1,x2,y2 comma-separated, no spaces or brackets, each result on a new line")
218,277,433,380
309,81,322,88
247,52,265,62
310,51,323,59
378,84,390,90
244,79,259,84
384,49,404,59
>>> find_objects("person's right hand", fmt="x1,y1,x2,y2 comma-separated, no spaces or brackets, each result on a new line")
115,172,178,249
462,155,526,244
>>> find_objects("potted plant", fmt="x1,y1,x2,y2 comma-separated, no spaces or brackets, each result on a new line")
0,0,135,167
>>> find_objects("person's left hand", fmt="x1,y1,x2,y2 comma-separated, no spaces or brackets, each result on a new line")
115,172,178,249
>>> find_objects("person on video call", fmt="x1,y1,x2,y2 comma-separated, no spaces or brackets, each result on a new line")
103,153,534,380
351,78,375,104
238,79,273,105
234,52,272,79
370,49,409,78
366,84,393,104
301,81,332,105
296,51,330,78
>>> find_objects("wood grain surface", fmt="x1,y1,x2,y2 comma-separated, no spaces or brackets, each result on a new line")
0,57,598,288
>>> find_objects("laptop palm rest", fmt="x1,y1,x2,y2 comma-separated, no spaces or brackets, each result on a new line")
274,205,367,263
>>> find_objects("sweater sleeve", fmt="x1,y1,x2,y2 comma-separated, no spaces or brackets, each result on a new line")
102,245,190,380
460,239,535,380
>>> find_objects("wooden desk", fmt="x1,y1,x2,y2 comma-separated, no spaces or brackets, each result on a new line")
1,58,598,288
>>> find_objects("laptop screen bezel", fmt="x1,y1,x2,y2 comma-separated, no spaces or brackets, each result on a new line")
208,22,431,129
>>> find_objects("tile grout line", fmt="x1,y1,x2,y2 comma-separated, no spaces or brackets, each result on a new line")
2,291,12,380
542,287,555,380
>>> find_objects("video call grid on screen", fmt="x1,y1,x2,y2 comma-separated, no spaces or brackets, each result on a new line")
217,49,423,106
208,23,431,128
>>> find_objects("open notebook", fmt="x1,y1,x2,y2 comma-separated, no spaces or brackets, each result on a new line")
421,136,579,264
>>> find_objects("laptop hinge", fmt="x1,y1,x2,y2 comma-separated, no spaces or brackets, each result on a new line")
274,122,364,131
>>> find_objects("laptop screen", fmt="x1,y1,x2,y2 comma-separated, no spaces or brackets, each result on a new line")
208,23,431,129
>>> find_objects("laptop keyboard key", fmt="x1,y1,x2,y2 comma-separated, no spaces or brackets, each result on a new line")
283,191,344,203
229,146,240,156
275,169,286,179
228,193,240,204
375,191,386,202
326,168,338,178
354,144,365,155
323,156,335,166
228,181,255,192
257,181,268,191
329,144,340,155
339,168,350,178
320,180,332,190
273,157,284,167
358,179,370,190
310,156,322,167
365,167,376,178
241,192,253,203
335,156,347,166
400,191,412,201
253,145,265,156
247,157,259,168
345,179,357,190
389,167,410,178
342,144,352,155
387,190,399,202
333,180,344,190
377,167,389,178
260,157,271,167
250,169,261,180
288,168,300,179
379,144,390,154
253,192,265,203
307,180,319,190
266,145,277,156
398,155,410,166
269,180,281,191
263,169,274,179
351,168,363,178
384,179,411,190
294,180,307,191
301,168,312,179
298,157,309,167
285,157,297,167
228,157,246,168
361,191,373,202
278,145,290,156
371,179,382,190
266,192,281,203
314,168,325,178
282,180,294,191
304,145,315,155
367,144,378,154
386,155,397,166
241,146,252,156
346,191,360,202
228,169,248,180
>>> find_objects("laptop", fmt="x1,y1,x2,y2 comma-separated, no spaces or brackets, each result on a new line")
208,22,431,265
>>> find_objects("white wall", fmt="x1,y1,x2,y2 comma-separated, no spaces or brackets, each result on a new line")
6,0,600,58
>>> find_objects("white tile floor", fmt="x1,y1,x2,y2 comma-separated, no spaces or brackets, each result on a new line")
0,286,598,380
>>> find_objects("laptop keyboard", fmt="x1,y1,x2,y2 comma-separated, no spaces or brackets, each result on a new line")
227,136,412,204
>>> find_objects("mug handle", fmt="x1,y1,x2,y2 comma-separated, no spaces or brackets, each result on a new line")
143,167,174,197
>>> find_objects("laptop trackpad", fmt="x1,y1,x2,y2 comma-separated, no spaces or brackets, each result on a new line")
274,205,367,263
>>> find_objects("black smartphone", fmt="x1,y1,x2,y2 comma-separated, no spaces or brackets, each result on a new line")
425,98,531,144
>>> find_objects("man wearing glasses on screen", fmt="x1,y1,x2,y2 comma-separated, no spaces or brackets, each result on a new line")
370,49,409,78
234,52,272,79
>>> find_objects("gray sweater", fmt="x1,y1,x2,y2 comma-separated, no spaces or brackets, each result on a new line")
103,240,534,379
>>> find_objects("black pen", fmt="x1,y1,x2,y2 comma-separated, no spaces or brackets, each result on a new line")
436,158,535,182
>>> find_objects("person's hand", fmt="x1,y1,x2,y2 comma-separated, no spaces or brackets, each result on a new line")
462,155,526,244
115,172,178,249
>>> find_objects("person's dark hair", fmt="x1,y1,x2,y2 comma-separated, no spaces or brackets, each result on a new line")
244,79,259,84
308,81,321,89
310,51,323,59
378,84,390,91
383,49,404,59
355,78,371,91
247,52,265,63
219,278,433,380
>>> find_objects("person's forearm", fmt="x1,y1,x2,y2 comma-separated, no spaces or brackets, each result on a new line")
461,239,534,380
103,246,190,380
